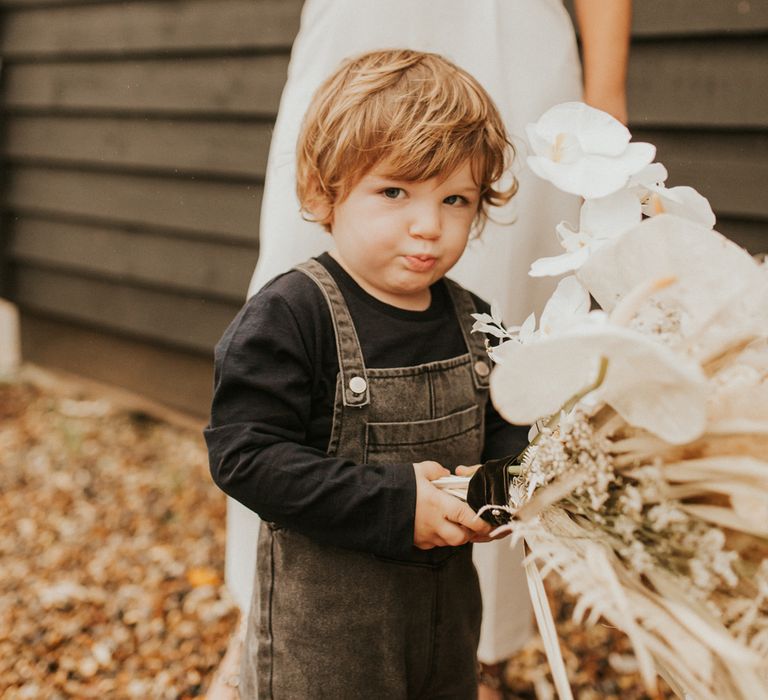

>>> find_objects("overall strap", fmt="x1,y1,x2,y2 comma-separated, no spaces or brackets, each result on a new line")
443,278,491,390
294,259,370,407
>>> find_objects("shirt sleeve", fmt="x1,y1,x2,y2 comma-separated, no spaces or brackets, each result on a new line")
482,400,531,462
204,286,417,559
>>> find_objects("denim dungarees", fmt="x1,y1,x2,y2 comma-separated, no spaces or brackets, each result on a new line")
241,259,493,700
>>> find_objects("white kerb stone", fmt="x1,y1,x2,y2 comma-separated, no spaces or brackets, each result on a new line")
0,299,20,376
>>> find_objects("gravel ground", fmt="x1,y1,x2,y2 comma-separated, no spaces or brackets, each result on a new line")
0,378,238,699
499,589,674,699
0,374,673,699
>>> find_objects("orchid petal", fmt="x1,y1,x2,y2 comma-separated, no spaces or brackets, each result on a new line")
519,312,537,342
532,102,631,156
642,185,716,229
539,276,591,336
491,325,708,443
525,123,555,158
630,162,668,188
555,220,577,244
578,215,762,326
708,379,768,434
530,247,591,277
528,144,655,199
581,189,643,238
692,272,768,362
617,143,659,179
526,102,656,198
527,155,626,199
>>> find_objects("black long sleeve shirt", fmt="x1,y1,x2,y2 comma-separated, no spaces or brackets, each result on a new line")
204,254,528,559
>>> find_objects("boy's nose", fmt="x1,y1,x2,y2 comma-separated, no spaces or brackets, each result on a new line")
409,205,441,239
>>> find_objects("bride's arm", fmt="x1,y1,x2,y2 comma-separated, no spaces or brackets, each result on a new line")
573,0,632,124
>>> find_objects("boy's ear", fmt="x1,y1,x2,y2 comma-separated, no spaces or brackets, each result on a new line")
302,180,333,225
307,199,332,225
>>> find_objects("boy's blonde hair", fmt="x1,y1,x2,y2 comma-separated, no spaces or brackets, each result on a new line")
296,49,517,233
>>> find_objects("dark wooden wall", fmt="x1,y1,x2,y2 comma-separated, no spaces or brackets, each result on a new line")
625,0,768,255
0,0,302,413
1,0,766,414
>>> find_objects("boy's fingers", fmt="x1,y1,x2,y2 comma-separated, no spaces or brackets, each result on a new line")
445,499,492,535
470,534,493,543
438,521,473,548
415,533,453,550
454,464,480,477
471,527,512,543
414,460,450,481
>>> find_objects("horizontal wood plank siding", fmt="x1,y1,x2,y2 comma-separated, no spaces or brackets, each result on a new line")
9,216,257,301
2,0,767,409
628,38,768,128
0,0,300,57
0,1,126,7
631,129,768,220
3,115,272,178
631,0,768,37
569,0,768,254
20,314,215,416
14,267,239,353
3,56,290,116
624,12,768,255
0,0,301,403
715,218,768,256
5,165,263,241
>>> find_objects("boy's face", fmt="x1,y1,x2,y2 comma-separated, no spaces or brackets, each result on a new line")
327,160,480,310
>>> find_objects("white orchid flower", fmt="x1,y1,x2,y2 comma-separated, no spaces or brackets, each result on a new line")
517,312,537,343
577,214,768,360
530,189,642,277
707,352,768,434
488,274,708,443
538,276,592,336
526,102,656,199
490,314,708,445
630,163,716,229
487,276,592,352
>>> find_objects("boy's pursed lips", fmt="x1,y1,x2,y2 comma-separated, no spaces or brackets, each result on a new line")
403,254,438,272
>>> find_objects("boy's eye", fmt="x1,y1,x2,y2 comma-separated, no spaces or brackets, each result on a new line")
382,187,403,199
444,194,468,206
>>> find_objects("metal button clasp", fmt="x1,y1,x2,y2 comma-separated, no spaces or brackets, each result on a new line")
474,360,490,378
348,376,367,395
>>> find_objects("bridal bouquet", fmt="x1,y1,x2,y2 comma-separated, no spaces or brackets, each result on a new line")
472,103,768,700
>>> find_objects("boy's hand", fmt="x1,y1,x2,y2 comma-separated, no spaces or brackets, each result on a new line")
454,464,479,477
412,461,492,549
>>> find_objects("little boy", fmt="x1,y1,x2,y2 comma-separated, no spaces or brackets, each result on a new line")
205,49,529,699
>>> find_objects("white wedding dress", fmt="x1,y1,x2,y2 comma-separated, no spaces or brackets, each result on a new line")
229,0,582,664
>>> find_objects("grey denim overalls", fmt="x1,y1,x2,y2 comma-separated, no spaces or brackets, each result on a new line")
241,259,493,700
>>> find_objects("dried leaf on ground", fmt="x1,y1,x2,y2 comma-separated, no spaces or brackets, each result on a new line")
0,380,238,699
0,378,674,699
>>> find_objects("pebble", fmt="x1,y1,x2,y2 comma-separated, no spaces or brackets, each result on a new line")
78,657,99,678
91,642,112,666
